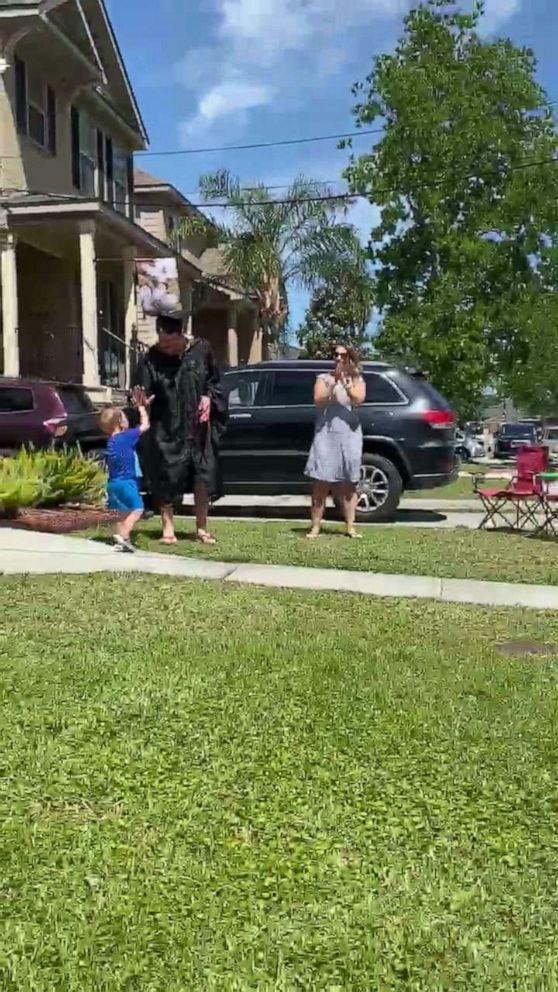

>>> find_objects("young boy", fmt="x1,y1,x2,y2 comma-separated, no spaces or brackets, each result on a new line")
99,387,151,553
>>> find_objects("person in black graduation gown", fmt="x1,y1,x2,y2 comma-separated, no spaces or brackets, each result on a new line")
133,314,227,545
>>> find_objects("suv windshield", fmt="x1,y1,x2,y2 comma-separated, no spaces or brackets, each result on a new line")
501,424,535,438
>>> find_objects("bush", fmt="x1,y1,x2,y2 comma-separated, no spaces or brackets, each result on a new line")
0,453,44,516
33,449,106,507
0,448,106,516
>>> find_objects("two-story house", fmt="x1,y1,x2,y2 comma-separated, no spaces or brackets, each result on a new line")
0,0,200,398
134,168,261,366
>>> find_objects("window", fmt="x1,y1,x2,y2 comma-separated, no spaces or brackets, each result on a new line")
0,387,34,413
225,372,270,408
364,372,406,405
113,146,130,215
71,107,96,194
56,386,93,415
266,371,316,406
15,57,56,154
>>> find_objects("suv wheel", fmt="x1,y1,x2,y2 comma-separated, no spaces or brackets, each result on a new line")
356,454,403,522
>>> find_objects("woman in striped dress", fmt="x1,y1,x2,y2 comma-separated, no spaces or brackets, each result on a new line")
305,344,366,539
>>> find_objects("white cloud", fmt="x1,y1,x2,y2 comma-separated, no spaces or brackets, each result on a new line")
480,0,522,32
199,81,274,122
177,0,410,140
177,0,523,141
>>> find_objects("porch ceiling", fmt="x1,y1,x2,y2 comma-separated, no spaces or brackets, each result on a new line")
2,197,203,276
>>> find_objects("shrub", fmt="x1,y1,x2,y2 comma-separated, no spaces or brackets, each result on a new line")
34,449,106,507
0,454,43,516
0,448,106,516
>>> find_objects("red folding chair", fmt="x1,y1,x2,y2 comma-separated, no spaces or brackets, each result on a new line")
476,445,548,531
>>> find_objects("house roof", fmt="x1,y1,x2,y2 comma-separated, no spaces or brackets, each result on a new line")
134,168,169,189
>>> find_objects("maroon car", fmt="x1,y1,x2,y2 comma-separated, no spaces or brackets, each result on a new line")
0,378,105,455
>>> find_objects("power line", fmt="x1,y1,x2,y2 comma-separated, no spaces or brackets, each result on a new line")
136,128,383,158
135,99,558,158
3,155,556,213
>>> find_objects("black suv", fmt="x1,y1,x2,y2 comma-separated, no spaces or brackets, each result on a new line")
221,361,457,521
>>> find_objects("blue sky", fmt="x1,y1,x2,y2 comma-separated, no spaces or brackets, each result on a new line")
106,0,558,330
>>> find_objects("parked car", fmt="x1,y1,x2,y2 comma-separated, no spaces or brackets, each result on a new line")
494,422,540,459
455,429,485,463
542,425,558,461
0,378,105,456
221,361,457,522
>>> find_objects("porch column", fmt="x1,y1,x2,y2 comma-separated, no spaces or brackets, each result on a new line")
0,231,19,376
123,245,136,389
79,221,99,387
227,303,238,367
183,283,193,336
248,309,263,364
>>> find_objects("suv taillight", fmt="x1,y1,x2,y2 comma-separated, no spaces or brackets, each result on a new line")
44,417,68,438
421,409,455,429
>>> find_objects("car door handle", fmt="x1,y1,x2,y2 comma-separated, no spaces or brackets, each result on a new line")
229,413,252,420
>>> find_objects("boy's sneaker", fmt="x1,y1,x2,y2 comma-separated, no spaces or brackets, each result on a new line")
113,535,135,554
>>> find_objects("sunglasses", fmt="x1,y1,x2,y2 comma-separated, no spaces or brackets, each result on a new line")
335,351,347,359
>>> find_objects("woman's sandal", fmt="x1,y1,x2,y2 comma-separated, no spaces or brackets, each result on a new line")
345,529,362,540
196,530,217,546
160,536,178,546
306,529,321,540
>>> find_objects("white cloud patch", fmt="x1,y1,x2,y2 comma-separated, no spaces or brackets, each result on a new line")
177,0,409,141
176,0,523,142
479,0,522,32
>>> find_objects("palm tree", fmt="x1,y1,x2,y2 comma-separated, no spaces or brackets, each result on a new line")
177,170,364,356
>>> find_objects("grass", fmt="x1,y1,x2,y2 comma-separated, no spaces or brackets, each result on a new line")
413,476,509,500
2,574,558,989
85,519,558,585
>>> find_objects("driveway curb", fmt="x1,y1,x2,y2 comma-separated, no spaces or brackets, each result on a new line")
1,530,557,611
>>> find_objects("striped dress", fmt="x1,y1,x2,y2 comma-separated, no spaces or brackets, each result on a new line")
305,374,363,484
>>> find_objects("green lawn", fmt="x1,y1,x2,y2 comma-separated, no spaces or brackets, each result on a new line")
86,519,558,585
1,575,558,989
413,476,509,500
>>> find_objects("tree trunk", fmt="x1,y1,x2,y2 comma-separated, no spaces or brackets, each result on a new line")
262,312,283,360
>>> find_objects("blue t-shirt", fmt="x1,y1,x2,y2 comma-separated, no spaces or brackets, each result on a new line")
106,428,142,482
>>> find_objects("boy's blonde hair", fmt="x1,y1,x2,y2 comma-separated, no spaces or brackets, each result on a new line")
99,406,124,436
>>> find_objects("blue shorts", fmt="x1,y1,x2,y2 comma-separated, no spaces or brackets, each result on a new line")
107,479,144,512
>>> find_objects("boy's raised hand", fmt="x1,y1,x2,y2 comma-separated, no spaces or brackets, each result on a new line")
132,386,154,409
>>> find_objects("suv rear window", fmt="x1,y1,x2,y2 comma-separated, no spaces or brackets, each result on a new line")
364,372,405,404
414,379,452,410
56,386,94,415
0,386,34,412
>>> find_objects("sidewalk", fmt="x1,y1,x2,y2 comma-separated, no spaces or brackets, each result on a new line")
2,528,557,611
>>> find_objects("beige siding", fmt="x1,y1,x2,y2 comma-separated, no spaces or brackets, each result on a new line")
0,38,136,199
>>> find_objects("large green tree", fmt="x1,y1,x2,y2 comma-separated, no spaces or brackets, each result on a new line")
178,172,361,357
344,0,558,414
298,245,374,357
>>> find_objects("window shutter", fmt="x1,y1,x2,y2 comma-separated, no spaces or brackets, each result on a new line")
15,57,27,135
126,155,134,217
47,86,57,155
105,136,114,204
97,129,105,199
71,106,81,189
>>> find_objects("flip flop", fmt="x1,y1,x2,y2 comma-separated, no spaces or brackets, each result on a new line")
196,531,217,545
306,530,320,540
345,530,362,540
159,536,178,546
